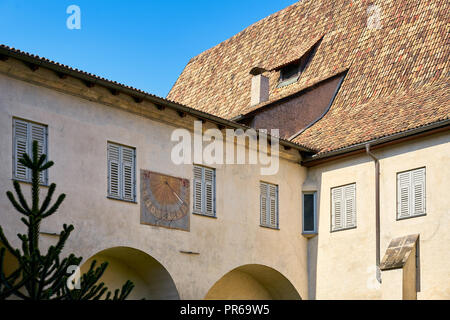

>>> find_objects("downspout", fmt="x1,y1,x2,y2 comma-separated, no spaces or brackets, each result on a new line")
366,144,381,283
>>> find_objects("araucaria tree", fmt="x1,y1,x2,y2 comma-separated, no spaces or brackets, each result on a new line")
0,140,135,300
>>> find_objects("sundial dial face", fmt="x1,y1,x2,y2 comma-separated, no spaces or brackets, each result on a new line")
140,170,190,231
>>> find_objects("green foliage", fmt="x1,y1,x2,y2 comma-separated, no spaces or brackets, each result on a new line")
0,141,135,300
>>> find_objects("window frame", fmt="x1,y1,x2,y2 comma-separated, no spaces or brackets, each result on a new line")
12,117,49,186
396,167,426,221
302,191,317,235
330,183,357,233
277,63,301,88
192,164,216,218
260,181,279,230
106,141,137,203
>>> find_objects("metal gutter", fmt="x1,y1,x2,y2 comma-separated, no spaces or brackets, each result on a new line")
0,45,313,153
366,144,381,284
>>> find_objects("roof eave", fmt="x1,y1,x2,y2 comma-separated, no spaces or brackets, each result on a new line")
0,45,314,154
301,119,450,167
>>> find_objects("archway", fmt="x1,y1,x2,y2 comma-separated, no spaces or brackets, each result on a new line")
205,264,301,300
81,247,179,300
0,241,19,277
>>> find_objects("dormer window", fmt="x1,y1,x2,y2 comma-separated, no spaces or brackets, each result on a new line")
277,37,323,88
278,62,301,87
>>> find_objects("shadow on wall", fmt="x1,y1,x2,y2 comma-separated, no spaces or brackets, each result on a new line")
81,246,180,300
204,264,301,300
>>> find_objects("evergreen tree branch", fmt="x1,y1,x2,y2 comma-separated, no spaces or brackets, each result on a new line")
6,191,29,215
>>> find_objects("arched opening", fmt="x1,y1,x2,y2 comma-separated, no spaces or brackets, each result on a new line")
0,241,19,277
81,247,179,300
205,264,301,300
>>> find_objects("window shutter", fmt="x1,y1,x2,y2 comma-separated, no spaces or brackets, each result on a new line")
13,119,29,181
398,172,411,218
193,166,203,213
108,143,120,198
332,187,343,231
30,122,47,184
260,183,268,226
412,168,425,215
121,146,135,201
344,184,356,228
269,184,278,228
204,167,215,216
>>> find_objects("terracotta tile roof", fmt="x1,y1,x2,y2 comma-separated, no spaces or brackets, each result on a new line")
168,0,450,154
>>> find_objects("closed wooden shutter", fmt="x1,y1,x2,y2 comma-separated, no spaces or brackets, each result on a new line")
331,187,343,231
260,183,268,226
13,119,47,184
193,166,216,216
193,166,203,213
122,146,135,202
13,119,29,181
269,184,278,228
260,182,278,228
204,167,215,216
108,143,121,198
344,184,356,228
397,168,426,218
30,122,47,184
412,168,425,215
332,184,356,231
397,171,411,218
108,143,135,201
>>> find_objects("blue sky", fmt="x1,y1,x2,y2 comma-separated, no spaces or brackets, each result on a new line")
0,0,297,97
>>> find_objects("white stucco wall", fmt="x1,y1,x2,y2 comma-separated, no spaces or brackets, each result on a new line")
0,72,308,300
307,131,450,299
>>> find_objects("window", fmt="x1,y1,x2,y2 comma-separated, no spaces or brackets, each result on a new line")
397,168,426,219
107,142,136,202
12,118,48,184
331,183,356,232
277,37,323,88
279,62,301,85
193,165,216,217
303,192,317,234
260,182,278,229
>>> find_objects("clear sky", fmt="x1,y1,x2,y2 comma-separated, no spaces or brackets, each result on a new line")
0,0,297,98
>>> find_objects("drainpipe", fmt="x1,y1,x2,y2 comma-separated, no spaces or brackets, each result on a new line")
366,144,381,283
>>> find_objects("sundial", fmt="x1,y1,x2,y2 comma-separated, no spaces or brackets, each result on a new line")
140,170,190,231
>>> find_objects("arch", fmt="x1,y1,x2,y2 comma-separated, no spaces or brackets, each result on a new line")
0,241,19,277
205,264,301,300
80,246,179,300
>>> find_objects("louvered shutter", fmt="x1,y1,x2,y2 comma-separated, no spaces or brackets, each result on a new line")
412,168,425,215
204,167,215,216
260,183,268,226
122,146,135,201
30,122,47,184
108,143,121,198
13,119,29,181
13,119,47,184
193,166,203,213
332,187,343,231
344,184,356,228
269,184,278,228
397,172,411,218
